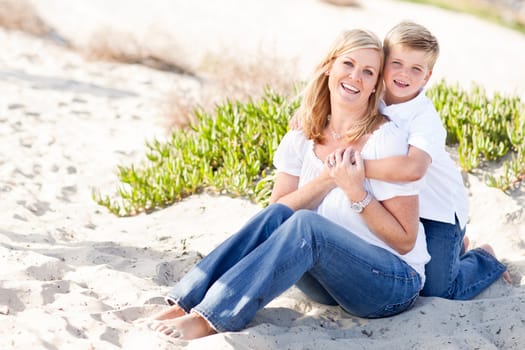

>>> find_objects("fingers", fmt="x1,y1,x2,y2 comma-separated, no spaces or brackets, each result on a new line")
353,150,364,171
326,148,345,168
342,147,353,164
326,148,362,169
334,148,345,165
288,112,302,130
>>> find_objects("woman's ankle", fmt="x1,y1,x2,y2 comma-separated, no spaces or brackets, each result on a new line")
152,304,187,321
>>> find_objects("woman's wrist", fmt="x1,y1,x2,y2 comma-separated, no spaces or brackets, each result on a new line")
346,188,367,203
347,190,373,214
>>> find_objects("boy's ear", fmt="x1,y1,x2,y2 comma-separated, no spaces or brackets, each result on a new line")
423,70,433,86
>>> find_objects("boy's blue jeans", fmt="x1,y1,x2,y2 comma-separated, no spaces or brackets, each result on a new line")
420,217,506,300
167,204,421,332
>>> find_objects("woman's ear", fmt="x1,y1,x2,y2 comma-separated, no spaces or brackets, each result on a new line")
324,70,330,76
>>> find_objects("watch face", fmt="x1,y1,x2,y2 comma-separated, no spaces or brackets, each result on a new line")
351,203,363,213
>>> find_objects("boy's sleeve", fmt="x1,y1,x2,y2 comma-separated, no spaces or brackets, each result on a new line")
367,123,423,201
407,104,446,160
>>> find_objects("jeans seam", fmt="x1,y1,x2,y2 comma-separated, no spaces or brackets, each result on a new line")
325,239,418,282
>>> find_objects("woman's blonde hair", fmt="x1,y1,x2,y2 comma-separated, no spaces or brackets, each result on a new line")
298,29,384,143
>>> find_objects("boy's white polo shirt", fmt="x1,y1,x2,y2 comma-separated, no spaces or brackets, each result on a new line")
380,90,469,228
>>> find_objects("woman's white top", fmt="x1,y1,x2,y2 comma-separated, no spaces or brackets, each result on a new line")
273,122,430,283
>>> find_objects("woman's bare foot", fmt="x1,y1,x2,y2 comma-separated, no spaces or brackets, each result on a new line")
134,304,187,325
479,243,512,284
154,312,217,340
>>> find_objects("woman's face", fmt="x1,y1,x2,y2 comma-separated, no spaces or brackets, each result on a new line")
327,48,381,109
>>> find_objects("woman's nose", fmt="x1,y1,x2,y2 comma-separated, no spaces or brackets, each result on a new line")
349,70,362,81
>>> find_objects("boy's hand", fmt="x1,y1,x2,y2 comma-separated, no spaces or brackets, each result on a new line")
288,112,301,130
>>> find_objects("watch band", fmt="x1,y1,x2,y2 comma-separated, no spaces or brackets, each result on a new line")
350,191,373,213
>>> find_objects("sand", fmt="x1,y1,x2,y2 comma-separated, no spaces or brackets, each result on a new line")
1,0,524,349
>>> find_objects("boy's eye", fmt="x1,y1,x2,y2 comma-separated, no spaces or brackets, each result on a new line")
391,61,401,66
364,69,374,76
412,67,422,72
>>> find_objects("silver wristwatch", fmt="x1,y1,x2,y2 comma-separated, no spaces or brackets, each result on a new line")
350,191,373,213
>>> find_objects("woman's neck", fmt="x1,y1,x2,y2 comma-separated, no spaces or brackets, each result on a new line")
328,103,367,136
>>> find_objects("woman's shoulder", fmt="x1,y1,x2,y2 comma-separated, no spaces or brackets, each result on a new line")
281,129,310,147
276,129,311,157
274,129,312,174
366,117,408,157
374,116,406,138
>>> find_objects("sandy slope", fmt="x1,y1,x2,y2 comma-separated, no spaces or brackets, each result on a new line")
1,0,524,349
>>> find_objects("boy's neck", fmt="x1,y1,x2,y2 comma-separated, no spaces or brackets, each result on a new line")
383,89,422,106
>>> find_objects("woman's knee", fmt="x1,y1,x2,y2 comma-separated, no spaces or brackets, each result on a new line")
284,210,325,244
266,203,294,218
292,209,318,221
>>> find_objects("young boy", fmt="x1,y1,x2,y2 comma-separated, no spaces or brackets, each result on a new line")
365,21,509,299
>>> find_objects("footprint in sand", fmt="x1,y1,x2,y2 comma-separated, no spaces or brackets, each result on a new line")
25,258,70,281
41,280,71,304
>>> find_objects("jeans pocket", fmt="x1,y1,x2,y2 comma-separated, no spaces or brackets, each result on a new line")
367,294,418,318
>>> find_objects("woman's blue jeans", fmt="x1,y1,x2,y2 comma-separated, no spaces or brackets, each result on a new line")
420,217,507,300
166,204,421,332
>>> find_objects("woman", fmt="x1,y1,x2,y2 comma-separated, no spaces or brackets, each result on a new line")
143,29,430,340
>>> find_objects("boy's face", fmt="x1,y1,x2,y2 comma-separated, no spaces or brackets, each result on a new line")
383,45,432,105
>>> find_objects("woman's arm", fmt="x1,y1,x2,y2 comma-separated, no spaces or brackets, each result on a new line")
269,168,336,211
364,145,431,182
333,148,419,254
359,194,419,255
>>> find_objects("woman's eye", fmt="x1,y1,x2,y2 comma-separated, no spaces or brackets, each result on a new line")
344,61,354,67
364,69,374,76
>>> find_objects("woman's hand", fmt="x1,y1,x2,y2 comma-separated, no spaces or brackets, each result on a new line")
328,147,419,254
327,147,366,201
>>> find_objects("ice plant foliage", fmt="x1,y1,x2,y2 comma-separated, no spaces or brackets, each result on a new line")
95,82,524,216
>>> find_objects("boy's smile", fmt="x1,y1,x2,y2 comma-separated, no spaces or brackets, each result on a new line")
383,45,432,105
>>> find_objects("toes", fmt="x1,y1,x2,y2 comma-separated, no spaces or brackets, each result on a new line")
156,325,182,339
144,320,164,331
165,328,182,338
133,317,152,325
150,322,182,338
502,270,513,284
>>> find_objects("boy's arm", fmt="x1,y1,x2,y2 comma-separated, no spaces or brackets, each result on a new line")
365,145,431,182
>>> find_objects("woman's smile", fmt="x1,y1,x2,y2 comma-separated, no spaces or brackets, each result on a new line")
341,82,360,94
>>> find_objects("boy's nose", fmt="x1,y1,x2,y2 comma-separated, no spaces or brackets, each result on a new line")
400,67,410,76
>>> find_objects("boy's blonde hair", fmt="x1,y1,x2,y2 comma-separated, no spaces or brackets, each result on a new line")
384,21,440,69
299,29,384,144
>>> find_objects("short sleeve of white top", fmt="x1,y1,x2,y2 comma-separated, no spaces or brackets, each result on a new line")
273,122,430,284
